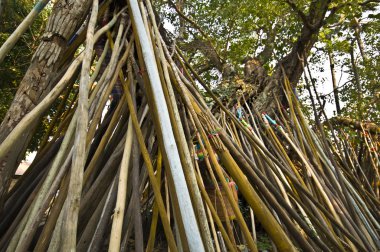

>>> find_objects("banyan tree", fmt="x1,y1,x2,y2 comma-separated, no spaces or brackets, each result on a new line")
0,0,379,251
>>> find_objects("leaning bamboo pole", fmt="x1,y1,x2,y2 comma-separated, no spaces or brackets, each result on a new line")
0,0,50,64
145,1,214,249
108,118,133,252
61,0,98,250
0,2,379,252
127,0,205,250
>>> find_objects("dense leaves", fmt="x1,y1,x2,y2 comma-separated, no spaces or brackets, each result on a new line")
156,0,380,122
0,0,50,151
0,0,49,121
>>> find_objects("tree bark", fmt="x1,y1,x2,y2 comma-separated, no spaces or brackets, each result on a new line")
329,117,380,134
353,18,368,63
251,0,332,112
328,49,341,115
0,0,4,22
0,0,91,211
350,42,362,119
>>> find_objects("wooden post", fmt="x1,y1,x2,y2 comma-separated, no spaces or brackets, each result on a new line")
127,1,205,251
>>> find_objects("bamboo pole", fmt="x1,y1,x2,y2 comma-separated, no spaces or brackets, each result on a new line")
146,150,163,252
121,62,178,252
146,1,214,248
0,54,83,160
108,118,133,252
0,3,379,252
60,0,98,249
87,177,118,251
131,80,144,252
0,0,50,64
127,1,205,250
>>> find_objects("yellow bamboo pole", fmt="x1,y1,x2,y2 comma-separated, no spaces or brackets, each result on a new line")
167,72,257,251
127,1,205,249
146,150,163,252
183,87,297,251
108,118,133,252
194,172,238,252
121,66,178,252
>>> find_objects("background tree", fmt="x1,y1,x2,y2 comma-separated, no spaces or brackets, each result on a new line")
0,0,50,122
157,0,379,117
0,0,379,250
0,0,90,210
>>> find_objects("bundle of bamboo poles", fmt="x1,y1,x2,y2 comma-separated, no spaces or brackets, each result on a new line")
0,0,379,251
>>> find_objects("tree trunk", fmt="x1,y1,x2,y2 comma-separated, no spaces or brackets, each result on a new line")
328,49,341,115
0,0,91,211
350,42,362,120
251,0,332,113
353,18,368,63
0,0,4,21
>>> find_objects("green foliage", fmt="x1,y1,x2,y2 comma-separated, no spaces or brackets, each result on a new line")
0,0,50,121
156,0,380,125
0,0,51,153
157,0,301,83
295,1,380,123
1,0,379,152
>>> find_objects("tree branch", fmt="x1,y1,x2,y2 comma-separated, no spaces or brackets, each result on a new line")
180,38,223,71
326,0,380,24
166,0,223,67
257,24,278,64
329,117,380,134
284,0,313,29
359,0,380,6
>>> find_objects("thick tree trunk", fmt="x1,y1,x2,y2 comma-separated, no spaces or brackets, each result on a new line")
251,0,331,112
0,0,91,211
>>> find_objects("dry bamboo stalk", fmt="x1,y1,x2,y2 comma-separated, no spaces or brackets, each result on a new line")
87,19,129,140
60,0,98,249
2,183,39,250
87,177,118,251
83,95,127,190
121,64,178,252
146,150,163,252
147,3,214,248
172,57,303,251
171,81,256,250
131,79,144,252
240,122,356,250
181,104,221,252
78,124,128,230
1,2,379,251
48,201,66,251
77,181,110,251
194,118,258,252
84,35,134,190
192,149,221,252
0,0,50,63
5,112,77,252
108,118,133,252
194,171,237,252
169,49,302,250
165,171,172,251
161,40,237,245
187,116,236,244
10,148,72,252
0,54,83,160
34,167,71,251
127,0,205,249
